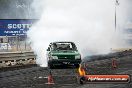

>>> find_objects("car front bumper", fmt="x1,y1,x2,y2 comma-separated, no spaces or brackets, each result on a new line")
48,59,81,66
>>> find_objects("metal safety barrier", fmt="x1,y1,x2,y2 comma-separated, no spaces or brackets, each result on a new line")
0,51,36,68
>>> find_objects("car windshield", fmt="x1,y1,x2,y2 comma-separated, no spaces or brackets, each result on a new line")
52,42,77,51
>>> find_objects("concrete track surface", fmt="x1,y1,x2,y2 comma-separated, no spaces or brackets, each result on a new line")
0,56,132,88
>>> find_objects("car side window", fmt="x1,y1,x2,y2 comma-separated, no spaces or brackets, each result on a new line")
47,47,50,51
47,43,52,51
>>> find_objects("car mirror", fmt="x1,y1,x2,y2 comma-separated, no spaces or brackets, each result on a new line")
47,47,50,51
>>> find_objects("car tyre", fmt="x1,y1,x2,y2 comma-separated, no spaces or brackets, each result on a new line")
75,64,79,68
48,63,54,69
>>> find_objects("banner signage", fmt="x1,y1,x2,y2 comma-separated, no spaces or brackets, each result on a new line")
0,19,37,36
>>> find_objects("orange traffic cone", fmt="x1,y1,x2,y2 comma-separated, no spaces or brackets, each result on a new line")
45,70,55,85
112,58,117,69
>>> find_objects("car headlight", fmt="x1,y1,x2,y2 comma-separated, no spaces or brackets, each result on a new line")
51,56,58,59
75,55,81,59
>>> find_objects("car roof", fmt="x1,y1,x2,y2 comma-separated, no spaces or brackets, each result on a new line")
51,41,74,43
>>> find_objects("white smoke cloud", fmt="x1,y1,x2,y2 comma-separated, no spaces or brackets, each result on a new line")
27,0,128,67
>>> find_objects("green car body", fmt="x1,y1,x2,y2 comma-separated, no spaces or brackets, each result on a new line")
47,41,81,68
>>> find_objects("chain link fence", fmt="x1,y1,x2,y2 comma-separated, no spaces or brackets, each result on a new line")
0,36,32,52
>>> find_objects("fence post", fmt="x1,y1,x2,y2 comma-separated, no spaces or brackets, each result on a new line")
112,58,117,69
17,35,18,51
6,35,8,51
25,35,27,51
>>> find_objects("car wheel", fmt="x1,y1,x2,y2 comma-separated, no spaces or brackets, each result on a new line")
75,64,79,68
48,63,54,69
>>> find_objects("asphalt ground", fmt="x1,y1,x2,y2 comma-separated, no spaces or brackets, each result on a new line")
0,66,79,88
0,56,132,88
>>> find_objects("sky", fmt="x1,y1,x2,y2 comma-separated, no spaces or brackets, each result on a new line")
0,0,131,20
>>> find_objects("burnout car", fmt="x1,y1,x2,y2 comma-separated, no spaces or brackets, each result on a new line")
47,41,81,68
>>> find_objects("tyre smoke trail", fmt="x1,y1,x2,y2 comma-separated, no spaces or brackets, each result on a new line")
28,0,128,67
